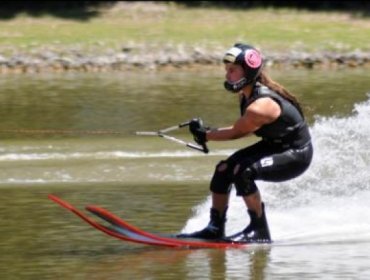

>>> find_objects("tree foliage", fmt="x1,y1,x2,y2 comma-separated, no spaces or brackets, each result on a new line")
0,1,368,20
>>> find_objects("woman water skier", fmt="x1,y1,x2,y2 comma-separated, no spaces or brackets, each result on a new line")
178,43,313,243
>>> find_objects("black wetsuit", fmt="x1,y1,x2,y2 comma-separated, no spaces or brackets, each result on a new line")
210,85,313,196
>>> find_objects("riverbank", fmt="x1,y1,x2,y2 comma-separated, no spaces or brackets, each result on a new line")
1,2,369,73
1,45,369,74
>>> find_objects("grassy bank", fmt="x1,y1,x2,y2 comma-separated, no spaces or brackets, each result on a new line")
1,2,369,54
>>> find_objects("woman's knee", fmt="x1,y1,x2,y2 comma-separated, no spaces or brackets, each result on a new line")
210,160,233,194
233,164,258,196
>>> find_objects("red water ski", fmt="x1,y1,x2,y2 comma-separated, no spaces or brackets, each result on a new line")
86,205,249,249
48,194,180,248
49,194,251,249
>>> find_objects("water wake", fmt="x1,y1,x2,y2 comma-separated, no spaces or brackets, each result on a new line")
182,95,370,244
0,149,234,162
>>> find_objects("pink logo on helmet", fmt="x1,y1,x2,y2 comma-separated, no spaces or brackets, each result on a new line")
244,49,262,68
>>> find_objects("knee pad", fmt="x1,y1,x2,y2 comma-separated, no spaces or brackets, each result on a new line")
210,160,233,194
233,165,258,196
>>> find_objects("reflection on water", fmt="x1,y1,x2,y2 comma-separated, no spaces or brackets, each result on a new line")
65,246,271,280
0,68,370,279
0,184,272,279
0,68,369,138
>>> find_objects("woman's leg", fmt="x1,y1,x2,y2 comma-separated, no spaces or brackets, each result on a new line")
242,191,262,216
230,143,313,242
212,192,230,214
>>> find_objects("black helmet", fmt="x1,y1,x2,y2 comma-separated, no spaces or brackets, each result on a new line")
223,43,263,93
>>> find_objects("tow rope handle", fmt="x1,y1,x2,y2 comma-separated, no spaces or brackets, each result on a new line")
136,121,209,154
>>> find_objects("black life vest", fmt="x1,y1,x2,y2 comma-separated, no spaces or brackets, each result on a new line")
240,85,311,149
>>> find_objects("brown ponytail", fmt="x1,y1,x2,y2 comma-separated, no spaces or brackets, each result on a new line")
258,70,304,117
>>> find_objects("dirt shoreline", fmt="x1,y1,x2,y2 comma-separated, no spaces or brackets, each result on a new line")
1,46,369,74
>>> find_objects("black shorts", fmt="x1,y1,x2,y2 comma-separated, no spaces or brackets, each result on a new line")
210,140,313,195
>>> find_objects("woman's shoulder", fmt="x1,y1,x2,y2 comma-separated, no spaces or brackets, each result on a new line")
254,84,276,97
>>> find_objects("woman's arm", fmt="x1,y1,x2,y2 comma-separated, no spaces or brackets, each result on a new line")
207,97,281,141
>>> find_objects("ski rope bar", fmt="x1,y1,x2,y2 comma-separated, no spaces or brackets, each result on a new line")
136,121,209,154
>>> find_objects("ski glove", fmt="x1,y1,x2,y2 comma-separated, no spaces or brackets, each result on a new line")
189,118,209,145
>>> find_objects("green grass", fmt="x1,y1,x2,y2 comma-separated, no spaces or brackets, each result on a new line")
0,4,369,53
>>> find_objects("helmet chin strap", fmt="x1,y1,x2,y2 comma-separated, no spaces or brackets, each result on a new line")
224,77,250,93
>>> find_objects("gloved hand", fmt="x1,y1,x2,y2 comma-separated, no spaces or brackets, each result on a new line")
189,118,209,145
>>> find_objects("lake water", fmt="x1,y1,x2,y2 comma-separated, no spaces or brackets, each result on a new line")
0,67,370,279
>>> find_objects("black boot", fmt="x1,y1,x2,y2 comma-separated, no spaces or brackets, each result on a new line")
228,203,271,243
177,207,227,240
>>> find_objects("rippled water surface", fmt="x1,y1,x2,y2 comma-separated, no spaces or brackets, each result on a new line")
0,68,370,279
